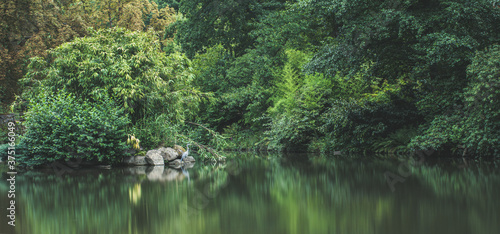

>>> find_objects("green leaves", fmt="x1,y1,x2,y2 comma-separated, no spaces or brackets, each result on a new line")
18,90,130,166
20,28,200,125
409,45,500,156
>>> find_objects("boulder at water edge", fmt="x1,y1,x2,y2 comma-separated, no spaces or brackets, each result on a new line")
122,156,148,166
157,147,179,161
145,150,165,166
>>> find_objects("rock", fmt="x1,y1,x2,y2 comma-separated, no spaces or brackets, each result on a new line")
169,159,182,168
146,166,165,180
145,150,165,166
174,145,186,156
125,166,148,175
158,147,178,161
95,165,111,169
184,156,196,163
122,156,148,166
168,159,195,169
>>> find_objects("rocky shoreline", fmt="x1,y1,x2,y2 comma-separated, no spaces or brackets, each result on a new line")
122,145,196,168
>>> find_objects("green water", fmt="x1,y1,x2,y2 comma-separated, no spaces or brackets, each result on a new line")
1,153,499,234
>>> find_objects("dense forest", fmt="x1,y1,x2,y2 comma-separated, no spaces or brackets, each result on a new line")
1,0,499,165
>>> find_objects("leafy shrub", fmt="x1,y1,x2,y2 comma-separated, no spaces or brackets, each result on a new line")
0,144,10,162
129,113,180,149
462,45,500,156
321,92,423,154
18,27,200,124
266,71,333,151
223,123,263,151
18,90,130,167
409,114,463,153
410,45,500,156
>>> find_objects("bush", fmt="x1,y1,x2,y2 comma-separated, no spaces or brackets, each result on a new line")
129,113,180,150
462,45,500,156
18,90,130,167
18,27,199,124
410,45,500,156
321,92,423,154
265,71,333,151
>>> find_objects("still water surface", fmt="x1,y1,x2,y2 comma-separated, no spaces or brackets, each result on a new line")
1,153,499,234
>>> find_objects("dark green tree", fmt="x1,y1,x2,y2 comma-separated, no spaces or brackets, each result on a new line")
410,45,500,156
177,0,288,58
301,0,500,154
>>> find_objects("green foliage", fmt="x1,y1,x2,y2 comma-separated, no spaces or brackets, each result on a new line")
129,113,180,150
223,124,264,151
14,27,207,151
410,45,500,156
265,52,422,153
9,0,497,157
463,45,500,156
154,0,180,10
191,43,278,132
19,27,199,124
177,0,286,58
173,122,228,160
266,69,334,151
409,114,463,152
268,49,311,116
304,0,500,118
372,127,419,154
190,44,236,131
18,90,130,167
290,0,500,155
321,95,423,154
192,44,232,93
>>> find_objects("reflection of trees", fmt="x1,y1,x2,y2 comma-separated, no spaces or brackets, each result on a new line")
2,155,500,234
11,169,190,234
217,154,500,234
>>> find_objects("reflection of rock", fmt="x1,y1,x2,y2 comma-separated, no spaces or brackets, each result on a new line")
163,168,182,181
183,162,195,169
168,159,195,169
145,150,164,166
123,156,148,166
143,167,190,182
124,166,148,175
158,147,178,161
169,159,182,168
95,165,111,169
146,166,165,180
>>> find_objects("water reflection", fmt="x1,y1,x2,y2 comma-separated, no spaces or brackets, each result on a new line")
0,154,499,234
181,167,190,184
122,165,194,183
129,183,142,205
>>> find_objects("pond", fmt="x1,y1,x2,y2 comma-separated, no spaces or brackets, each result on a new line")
1,153,499,234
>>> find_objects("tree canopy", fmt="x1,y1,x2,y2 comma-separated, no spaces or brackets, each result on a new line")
2,0,499,158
